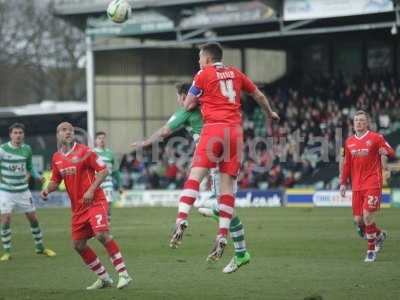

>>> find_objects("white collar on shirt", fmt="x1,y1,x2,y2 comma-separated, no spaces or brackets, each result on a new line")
8,141,21,149
60,142,77,156
354,130,370,140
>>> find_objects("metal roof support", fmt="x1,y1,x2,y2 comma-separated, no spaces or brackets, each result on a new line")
91,21,395,51
281,19,316,32
395,3,400,27
178,27,209,41
86,36,95,147
177,21,395,44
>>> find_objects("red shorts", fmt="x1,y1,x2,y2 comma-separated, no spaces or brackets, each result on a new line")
71,202,109,241
352,189,381,216
192,124,243,177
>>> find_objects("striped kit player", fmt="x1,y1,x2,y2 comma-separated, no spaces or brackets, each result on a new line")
94,131,122,222
0,123,55,261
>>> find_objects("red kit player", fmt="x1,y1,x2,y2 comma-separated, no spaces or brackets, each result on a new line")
41,122,132,289
340,111,394,262
169,43,279,260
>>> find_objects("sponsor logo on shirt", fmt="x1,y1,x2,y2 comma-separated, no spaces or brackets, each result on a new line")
5,164,25,172
71,156,80,163
351,149,369,157
60,166,77,176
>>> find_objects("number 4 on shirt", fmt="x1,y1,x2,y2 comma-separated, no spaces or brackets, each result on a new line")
219,79,236,103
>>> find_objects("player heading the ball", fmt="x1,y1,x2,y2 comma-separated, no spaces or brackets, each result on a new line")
169,42,279,261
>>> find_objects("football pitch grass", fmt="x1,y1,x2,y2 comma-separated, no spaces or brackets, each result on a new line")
0,207,399,300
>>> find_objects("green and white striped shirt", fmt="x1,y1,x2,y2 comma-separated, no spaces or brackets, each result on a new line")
94,147,120,191
0,142,34,193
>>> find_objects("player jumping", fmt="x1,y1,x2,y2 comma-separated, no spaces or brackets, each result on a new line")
41,122,132,289
169,43,279,262
340,110,394,262
94,131,122,222
131,82,251,273
0,123,56,261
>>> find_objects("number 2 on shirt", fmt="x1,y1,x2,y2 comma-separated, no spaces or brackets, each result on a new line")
219,79,236,103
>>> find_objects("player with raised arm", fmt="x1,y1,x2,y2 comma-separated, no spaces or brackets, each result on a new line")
94,131,122,222
41,122,132,289
132,82,251,273
131,83,203,149
169,43,279,262
340,110,395,262
0,123,55,261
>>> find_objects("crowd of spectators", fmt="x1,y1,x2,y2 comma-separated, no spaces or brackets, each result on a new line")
119,74,400,191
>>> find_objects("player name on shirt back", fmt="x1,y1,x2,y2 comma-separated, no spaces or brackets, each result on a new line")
216,71,235,80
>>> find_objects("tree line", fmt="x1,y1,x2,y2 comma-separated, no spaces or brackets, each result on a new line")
0,0,85,106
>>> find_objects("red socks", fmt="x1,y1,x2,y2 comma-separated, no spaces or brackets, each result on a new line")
218,194,235,236
79,246,109,280
177,179,199,223
105,239,127,275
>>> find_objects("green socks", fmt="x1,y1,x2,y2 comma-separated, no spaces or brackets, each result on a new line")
30,220,44,253
1,224,11,253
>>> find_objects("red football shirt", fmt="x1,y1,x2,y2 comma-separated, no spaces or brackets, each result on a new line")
340,131,394,191
191,63,257,125
50,143,107,214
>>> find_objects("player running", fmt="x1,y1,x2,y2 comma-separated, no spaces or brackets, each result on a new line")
94,131,122,222
340,110,394,262
169,43,279,262
41,122,132,289
0,123,56,261
131,82,251,273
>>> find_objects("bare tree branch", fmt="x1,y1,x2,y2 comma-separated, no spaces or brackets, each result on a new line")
0,0,85,105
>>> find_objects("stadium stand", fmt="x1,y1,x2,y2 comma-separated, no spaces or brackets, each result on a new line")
119,74,400,190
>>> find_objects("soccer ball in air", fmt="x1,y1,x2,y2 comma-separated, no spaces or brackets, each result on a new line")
107,0,131,24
